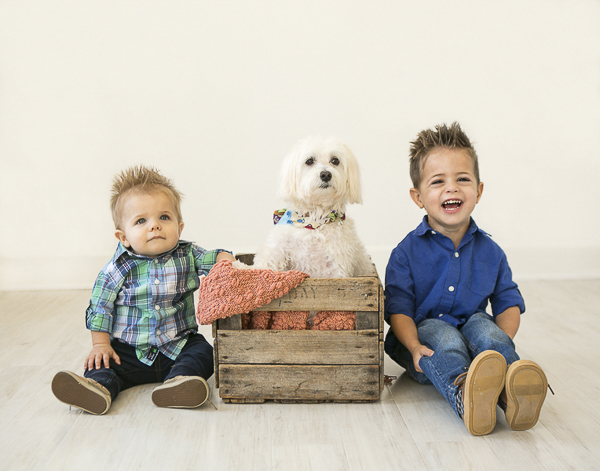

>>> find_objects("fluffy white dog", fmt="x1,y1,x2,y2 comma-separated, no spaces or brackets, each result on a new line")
237,136,372,278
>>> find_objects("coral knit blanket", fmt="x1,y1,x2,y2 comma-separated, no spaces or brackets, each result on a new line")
196,260,309,325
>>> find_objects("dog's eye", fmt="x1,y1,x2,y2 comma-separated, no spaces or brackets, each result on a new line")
330,157,340,166
305,157,315,166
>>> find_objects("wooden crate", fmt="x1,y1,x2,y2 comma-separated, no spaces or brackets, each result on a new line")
211,255,385,403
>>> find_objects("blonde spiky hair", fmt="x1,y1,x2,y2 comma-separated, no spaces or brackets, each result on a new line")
409,122,479,188
110,165,183,229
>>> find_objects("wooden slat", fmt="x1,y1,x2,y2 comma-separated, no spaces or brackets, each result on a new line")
379,340,384,392
355,311,379,330
253,276,380,311
378,282,385,332
217,314,242,330
218,364,380,402
213,337,219,388
217,329,379,365
223,398,265,404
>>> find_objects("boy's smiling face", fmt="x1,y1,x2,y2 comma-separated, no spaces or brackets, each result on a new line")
410,148,483,245
115,190,184,257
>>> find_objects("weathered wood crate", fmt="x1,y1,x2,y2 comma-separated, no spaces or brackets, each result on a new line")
211,255,384,403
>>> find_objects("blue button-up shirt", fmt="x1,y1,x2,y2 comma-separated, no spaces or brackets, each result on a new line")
384,217,525,354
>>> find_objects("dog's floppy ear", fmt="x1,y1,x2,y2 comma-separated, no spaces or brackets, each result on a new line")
343,144,363,205
277,145,299,202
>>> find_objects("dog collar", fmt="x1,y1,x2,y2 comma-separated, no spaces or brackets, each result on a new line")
273,209,345,230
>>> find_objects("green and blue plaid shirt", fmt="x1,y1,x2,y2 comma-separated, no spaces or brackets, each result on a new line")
86,241,227,366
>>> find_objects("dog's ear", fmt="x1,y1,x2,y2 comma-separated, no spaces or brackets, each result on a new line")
277,146,299,202
343,144,363,205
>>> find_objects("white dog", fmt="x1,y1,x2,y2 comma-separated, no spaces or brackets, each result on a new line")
237,136,372,278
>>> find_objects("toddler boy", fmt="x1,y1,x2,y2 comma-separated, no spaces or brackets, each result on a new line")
52,165,235,414
385,123,549,436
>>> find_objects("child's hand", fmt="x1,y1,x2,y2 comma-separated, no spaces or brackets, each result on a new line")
410,345,434,373
84,344,121,371
217,252,236,263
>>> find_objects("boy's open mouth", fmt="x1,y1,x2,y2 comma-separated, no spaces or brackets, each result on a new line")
442,199,463,211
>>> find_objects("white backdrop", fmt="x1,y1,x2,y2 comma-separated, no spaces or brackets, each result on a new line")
1,0,599,290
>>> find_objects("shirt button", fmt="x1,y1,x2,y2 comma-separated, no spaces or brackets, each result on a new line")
155,305,160,311
431,231,436,235
156,329,162,335
438,313,443,318
448,286,455,292
155,279,160,285
454,252,459,258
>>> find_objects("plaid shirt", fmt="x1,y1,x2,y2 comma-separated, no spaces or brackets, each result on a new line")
86,241,226,366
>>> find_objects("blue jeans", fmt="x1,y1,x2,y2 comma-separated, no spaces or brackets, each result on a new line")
389,312,519,417
84,333,213,401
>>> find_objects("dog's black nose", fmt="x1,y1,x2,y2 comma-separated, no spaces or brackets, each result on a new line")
320,171,332,182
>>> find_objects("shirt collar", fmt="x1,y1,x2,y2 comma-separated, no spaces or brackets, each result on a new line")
114,240,190,261
415,216,480,239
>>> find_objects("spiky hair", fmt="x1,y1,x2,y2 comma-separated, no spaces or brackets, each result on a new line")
110,165,183,229
409,122,479,188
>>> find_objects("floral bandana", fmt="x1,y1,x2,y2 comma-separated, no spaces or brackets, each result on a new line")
273,209,345,230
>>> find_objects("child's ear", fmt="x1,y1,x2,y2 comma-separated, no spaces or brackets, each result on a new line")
115,230,130,247
178,221,185,236
476,182,484,203
410,188,424,209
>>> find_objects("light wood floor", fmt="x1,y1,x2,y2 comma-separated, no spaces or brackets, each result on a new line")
1,279,599,470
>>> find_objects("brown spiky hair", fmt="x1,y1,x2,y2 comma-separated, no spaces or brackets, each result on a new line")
409,122,479,188
110,165,183,229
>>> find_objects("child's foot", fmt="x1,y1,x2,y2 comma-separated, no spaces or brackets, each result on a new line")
455,350,507,436
151,376,209,409
51,371,112,415
501,360,548,431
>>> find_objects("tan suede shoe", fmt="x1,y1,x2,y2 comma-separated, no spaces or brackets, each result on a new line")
455,350,507,436
151,376,209,409
51,371,112,415
502,360,548,431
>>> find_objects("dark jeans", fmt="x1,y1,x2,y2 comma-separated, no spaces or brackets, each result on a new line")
84,333,213,401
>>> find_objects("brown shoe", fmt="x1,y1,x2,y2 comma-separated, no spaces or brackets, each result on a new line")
51,371,112,415
151,376,209,409
502,360,548,431
455,350,507,436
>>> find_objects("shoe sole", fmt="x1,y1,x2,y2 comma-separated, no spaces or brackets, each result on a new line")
151,377,209,409
463,350,507,436
51,371,110,415
505,360,547,431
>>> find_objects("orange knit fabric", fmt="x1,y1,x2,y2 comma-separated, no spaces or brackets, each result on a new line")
271,311,310,330
312,311,356,330
248,311,272,330
196,260,309,325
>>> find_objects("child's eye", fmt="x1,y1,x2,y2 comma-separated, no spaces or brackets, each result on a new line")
458,177,471,182
160,215,170,221
305,157,315,166
330,157,340,166
431,180,443,185
136,218,146,225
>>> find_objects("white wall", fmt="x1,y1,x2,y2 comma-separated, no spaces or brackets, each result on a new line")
1,0,599,291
